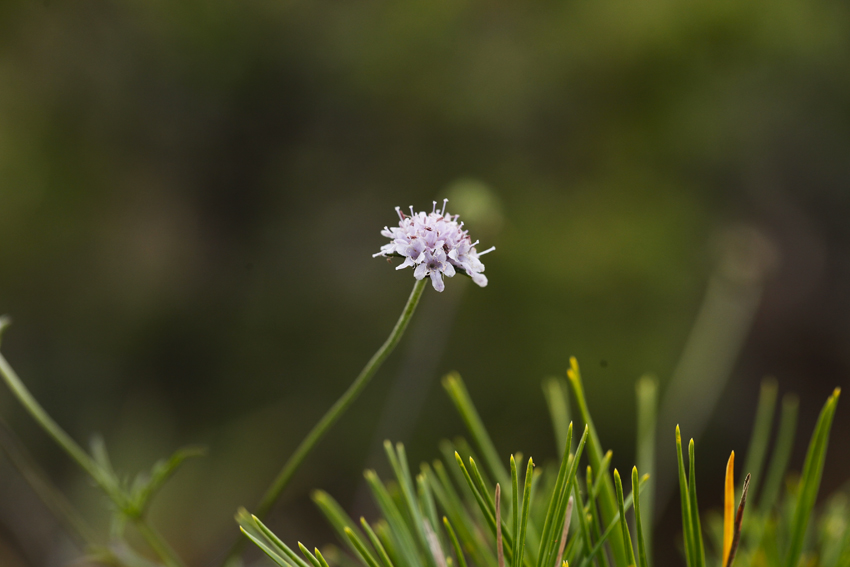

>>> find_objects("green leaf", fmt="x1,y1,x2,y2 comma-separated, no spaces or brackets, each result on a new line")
362,518,396,567
585,465,611,567
511,455,520,567
299,542,323,567
418,474,443,555
364,469,422,567
543,378,572,459
313,489,375,561
741,378,778,498
571,476,594,566
631,467,648,567
385,441,433,567
567,358,627,567
542,426,588,567
453,453,515,563
315,548,332,567
346,527,385,567
613,469,636,567
443,516,469,567
515,457,534,567
236,508,307,567
535,424,573,567
238,527,295,567
784,388,841,567
425,461,493,567
687,439,706,567
468,456,496,517
676,427,695,567
759,394,799,515
130,446,206,516
577,473,648,567
635,376,657,564
592,450,613,500
443,373,510,488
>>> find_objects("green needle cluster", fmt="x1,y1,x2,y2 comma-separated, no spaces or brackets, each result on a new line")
243,370,844,567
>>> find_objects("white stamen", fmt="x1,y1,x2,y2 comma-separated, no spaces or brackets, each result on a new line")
478,246,496,255
441,199,448,216
432,201,437,214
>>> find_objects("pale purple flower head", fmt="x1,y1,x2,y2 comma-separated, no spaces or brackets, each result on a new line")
373,199,494,292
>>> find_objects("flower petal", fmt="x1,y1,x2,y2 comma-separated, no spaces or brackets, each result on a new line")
414,263,428,280
430,270,445,292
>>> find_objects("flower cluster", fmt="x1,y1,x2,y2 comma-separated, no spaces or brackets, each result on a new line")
373,200,493,292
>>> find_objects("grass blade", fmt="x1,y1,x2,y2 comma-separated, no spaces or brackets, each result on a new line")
443,373,510,487
536,424,574,567
443,517,469,567
572,480,594,567
299,542,323,567
364,470,422,567
613,470,636,567
585,465,610,567
544,378,572,458
512,456,520,567
759,394,798,514
455,451,498,535
497,484,506,567
676,427,695,567
687,439,706,567
543,426,589,567
362,518,396,567
578,474,648,567
385,442,433,566
315,549,332,567
631,467,648,567
635,376,657,564
568,358,627,567
741,378,778,498
236,509,310,567
345,530,384,567
469,456,497,516
591,451,613,500
419,473,443,553
426,461,494,567
783,388,841,567
238,527,294,567
516,457,535,567
313,490,372,557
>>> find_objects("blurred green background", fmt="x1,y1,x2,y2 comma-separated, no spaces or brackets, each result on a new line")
0,0,848,565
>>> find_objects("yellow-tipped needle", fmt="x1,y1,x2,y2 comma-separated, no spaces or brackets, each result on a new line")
723,451,735,566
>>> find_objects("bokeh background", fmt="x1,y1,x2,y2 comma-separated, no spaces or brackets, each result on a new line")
0,0,848,565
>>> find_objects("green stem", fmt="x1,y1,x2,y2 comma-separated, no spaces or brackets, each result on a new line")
135,518,187,567
0,318,187,567
0,350,101,481
224,279,427,566
0,415,98,549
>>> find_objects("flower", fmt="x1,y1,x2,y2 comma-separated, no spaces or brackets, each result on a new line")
373,199,494,292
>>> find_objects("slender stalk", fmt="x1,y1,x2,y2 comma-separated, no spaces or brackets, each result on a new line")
0,416,97,549
134,519,187,567
0,322,188,567
224,279,427,566
0,351,101,481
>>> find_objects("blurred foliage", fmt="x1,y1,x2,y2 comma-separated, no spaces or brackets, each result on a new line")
0,0,849,565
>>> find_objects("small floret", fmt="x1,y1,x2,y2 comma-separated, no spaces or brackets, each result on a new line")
373,199,493,291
